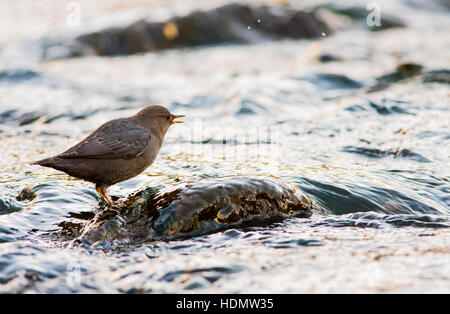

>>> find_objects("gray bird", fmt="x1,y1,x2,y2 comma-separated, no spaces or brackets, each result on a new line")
32,105,184,204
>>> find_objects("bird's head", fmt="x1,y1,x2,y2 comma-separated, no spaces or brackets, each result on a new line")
135,105,185,138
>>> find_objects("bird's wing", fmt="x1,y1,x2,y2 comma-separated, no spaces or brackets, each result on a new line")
59,118,150,159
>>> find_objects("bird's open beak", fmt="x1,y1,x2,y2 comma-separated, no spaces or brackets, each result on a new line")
172,114,185,124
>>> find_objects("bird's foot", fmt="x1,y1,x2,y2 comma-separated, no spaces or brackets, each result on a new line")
96,184,114,206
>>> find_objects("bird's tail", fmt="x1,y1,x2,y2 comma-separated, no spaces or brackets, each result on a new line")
31,157,55,167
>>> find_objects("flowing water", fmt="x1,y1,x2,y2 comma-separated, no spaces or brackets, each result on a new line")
0,0,449,293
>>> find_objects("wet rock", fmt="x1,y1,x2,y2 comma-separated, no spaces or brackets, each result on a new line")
423,69,450,84
0,198,23,215
369,63,423,92
16,186,37,202
318,53,342,63
75,176,318,247
377,63,423,83
48,3,330,58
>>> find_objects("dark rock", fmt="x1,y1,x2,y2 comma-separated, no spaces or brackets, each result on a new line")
423,69,450,84
369,63,423,92
377,63,423,83
318,53,342,63
16,186,37,202
49,3,330,58
74,176,319,247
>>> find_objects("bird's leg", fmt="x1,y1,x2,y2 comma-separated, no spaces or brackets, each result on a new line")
95,184,114,205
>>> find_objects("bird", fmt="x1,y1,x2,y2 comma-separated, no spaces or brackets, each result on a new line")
32,105,184,205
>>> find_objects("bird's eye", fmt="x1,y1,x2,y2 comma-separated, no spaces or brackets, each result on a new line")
166,116,170,121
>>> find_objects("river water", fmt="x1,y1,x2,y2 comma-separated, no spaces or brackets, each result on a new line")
0,0,449,293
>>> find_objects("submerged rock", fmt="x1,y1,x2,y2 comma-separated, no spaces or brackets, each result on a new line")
376,63,423,83
422,69,450,84
45,3,330,58
74,176,318,247
369,63,423,92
